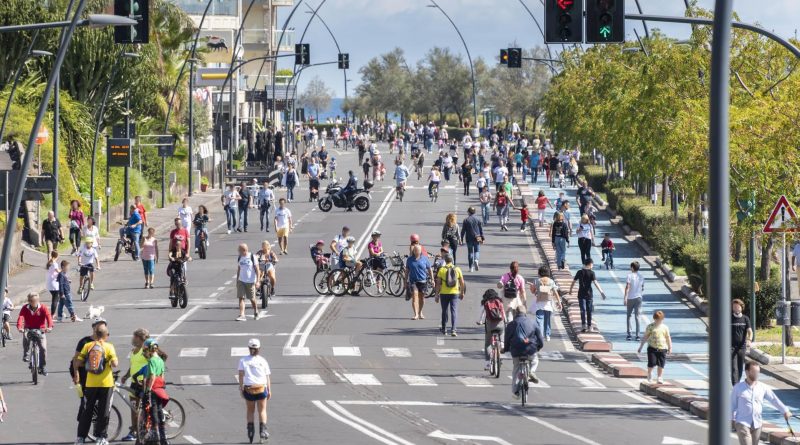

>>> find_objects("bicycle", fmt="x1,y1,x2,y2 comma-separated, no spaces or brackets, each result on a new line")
329,261,386,297
258,278,273,310
602,248,614,270
87,373,186,443
168,260,188,309
396,184,405,202
488,331,503,378
385,252,407,297
25,329,44,385
312,254,333,295
78,266,95,302
517,357,532,406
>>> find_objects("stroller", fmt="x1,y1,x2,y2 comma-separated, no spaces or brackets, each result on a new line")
309,177,321,201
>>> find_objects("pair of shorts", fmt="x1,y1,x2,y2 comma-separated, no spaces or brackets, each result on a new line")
647,346,667,369
79,264,94,277
261,263,274,273
142,259,155,275
2,313,9,323
242,388,269,401
407,281,427,297
276,227,289,238
237,281,257,301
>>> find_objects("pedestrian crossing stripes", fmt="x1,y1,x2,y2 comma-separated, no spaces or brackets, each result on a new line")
230,347,249,357
382,347,412,358
332,346,361,356
180,375,212,385
343,373,382,386
291,374,326,386
399,374,437,386
433,348,463,358
179,348,208,358
456,376,493,387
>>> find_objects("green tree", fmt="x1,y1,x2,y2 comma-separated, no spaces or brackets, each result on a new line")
299,76,333,123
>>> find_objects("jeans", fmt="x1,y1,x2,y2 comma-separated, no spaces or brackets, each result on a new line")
578,237,592,265
578,297,594,328
77,387,113,439
194,227,208,249
226,206,237,230
22,332,47,367
466,241,480,269
287,184,295,201
259,204,271,230
130,231,141,259
444,167,451,181
626,298,642,337
57,292,76,319
69,227,81,248
511,355,539,395
481,203,490,224
439,294,460,332
554,237,568,268
731,347,746,385
238,206,248,230
497,205,509,226
449,244,458,264
49,290,60,316
463,180,471,196
536,309,552,338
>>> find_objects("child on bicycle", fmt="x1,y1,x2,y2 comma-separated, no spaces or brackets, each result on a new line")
133,338,170,445
600,233,615,268
2,288,13,341
309,240,329,271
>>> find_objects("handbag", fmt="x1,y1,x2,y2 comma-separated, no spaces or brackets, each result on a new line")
245,384,265,395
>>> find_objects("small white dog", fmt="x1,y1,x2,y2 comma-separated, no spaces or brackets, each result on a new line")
85,305,105,320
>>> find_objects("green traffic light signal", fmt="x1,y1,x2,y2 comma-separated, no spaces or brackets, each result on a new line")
599,25,612,39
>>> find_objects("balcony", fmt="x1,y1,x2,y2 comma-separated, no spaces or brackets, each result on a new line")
272,29,294,52
242,29,270,46
272,0,294,6
241,74,293,90
170,0,237,16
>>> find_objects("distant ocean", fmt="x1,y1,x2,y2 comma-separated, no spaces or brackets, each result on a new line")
302,98,400,123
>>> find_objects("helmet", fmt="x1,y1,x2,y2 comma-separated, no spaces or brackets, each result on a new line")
346,236,356,243
316,240,325,245
331,156,336,161
409,234,420,243
84,236,95,244
144,338,158,349
91,317,107,327
371,231,381,237
248,338,261,349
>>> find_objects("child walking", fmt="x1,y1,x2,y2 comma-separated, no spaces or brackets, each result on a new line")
56,260,82,322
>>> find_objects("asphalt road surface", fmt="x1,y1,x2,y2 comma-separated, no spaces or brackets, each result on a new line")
0,144,714,445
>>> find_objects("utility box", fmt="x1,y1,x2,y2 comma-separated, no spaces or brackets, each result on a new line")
776,301,791,326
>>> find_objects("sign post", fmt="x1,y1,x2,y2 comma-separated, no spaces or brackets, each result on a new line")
137,135,174,208
763,195,800,364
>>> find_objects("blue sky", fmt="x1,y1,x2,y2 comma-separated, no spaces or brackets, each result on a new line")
279,0,800,97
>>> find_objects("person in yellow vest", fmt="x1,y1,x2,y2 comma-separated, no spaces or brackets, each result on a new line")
434,254,466,337
119,328,149,442
73,323,118,445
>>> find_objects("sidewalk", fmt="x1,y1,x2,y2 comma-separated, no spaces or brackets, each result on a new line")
4,188,224,307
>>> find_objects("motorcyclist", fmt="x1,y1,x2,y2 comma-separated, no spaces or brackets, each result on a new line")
336,170,359,211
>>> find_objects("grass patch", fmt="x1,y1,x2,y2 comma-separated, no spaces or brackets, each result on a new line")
755,326,800,343
759,344,800,357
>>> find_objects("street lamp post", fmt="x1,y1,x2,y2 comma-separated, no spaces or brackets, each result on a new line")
188,58,197,197
427,1,479,136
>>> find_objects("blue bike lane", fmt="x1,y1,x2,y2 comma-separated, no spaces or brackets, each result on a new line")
518,171,800,427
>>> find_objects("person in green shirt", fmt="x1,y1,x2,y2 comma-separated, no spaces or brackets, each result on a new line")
434,254,466,337
119,328,149,442
133,338,169,445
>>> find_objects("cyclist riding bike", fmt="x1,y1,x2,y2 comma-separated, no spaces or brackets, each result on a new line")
393,160,409,196
77,237,101,293
339,236,362,275
16,292,53,375
167,236,191,297
123,206,144,260
503,306,544,399
428,166,442,198
131,338,170,445
2,288,14,341
366,231,386,271
477,289,506,371
256,241,279,298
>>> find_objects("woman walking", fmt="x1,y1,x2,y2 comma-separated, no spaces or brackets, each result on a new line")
441,213,461,264
461,159,473,196
238,338,271,443
531,266,561,341
497,261,527,322
45,250,60,315
479,186,492,225
576,214,594,265
140,227,159,289
285,164,298,202
494,188,511,231
551,212,570,270
535,191,553,227
81,217,100,249
68,200,85,254
637,310,672,383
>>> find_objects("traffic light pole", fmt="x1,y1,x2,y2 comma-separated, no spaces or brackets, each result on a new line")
188,58,195,197
304,6,348,124
515,0,558,76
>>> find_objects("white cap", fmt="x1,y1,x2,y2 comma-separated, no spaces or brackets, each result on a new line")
248,338,261,349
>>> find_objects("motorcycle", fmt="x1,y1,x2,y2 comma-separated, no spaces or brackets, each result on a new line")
114,226,138,261
318,179,373,212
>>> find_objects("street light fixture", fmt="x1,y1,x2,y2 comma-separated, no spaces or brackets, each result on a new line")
0,14,137,33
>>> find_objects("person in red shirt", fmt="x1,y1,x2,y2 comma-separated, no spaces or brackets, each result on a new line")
16,292,53,375
535,191,553,227
518,204,530,232
169,217,189,252
135,195,148,227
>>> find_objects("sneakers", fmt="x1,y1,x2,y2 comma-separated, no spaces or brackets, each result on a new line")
236,315,247,322
39,367,48,376
254,312,261,321
73,316,83,322
512,391,520,400
528,372,539,384
90,284,95,290
474,261,479,271
450,330,457,337
581,325,587,333
657,377,664,384
626,335,632,341
95,438,108,445
227,229,232,234
74,438,85,445
484,361,491,371
546,335,551,342
120,432,137,442
439,327,446,335
635,336,641,341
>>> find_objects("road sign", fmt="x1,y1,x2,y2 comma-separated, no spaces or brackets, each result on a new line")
107,138,132,167
113,123,137,139
35,126,49,145
763,195,800,232
157,136,175,157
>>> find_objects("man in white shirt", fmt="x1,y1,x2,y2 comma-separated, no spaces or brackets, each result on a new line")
731,362,791,445
257,182,275,233
623,261,645,341
493,161,509,191
236,243,261,322
329,226,351,269
273,199,293,255
222,185,239,234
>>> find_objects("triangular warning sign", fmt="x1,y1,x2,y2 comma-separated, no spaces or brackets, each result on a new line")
763,195,798,232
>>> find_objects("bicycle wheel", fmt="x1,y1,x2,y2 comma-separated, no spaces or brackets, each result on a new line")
114,240,123,261
164,398,187,439
362,270,387,297
423,277,436,298
1,328,6,347
178,284,188,309
313,270,331,295
81,285,91,302
198,238,207,260
30,346,38,385
88,405,123,442
260,282,269,309
521,381,528,407
386,270,404,297
330,270,349,296
492,346,501,378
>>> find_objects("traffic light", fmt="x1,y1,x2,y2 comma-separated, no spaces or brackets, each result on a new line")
500,49,508,65
586,0,625,43
545,0,583,44
338,53,349,70
114,0,150,44
295,43,310,65
507,48,522,68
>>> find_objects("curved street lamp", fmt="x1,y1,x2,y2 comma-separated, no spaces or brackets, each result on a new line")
304,6,349,122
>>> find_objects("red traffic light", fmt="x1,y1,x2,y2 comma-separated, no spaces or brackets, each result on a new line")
557,0,574,10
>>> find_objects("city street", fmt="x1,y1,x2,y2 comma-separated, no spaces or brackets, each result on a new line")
0,147,712,444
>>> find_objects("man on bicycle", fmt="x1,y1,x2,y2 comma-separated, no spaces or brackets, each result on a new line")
77,237,100,293
125,205,144,260
503,306,543,398
16,292,53,375
394,159,409,196
329,226,351,269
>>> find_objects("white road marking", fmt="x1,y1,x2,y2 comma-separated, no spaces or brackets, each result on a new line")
180,375,211,386
284,295,325,349
230,347,249,356
500,404,602,445
332,346,361,356
217,287,225,291
344,373,382,386
296,296,334,348
566,377,606,389
428,429,512,445
456,376,493,388
436,336,445,346
312,400,408,445
575,360,608,379
291,374,326,386
155,305,202,342
282,346,310,356
331,371,348,383
224,280,232,285
539,350,565,361
208,292,219,298
675,379,708,390
179,348,208,358
506,375,551,388
383,347,412,358
183,435,202,444
618,390,712,429
681,363,709,379
327,401,415,445
434,348,463,358
399,374,437,386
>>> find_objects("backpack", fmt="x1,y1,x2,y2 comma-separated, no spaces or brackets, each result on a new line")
503,274,519,299
445,265,457,287
86,341,106,375
484,298,504,323
537,278,556,303
497,194,507,207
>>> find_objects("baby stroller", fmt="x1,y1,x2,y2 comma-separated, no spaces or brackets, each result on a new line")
309,177,321,201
